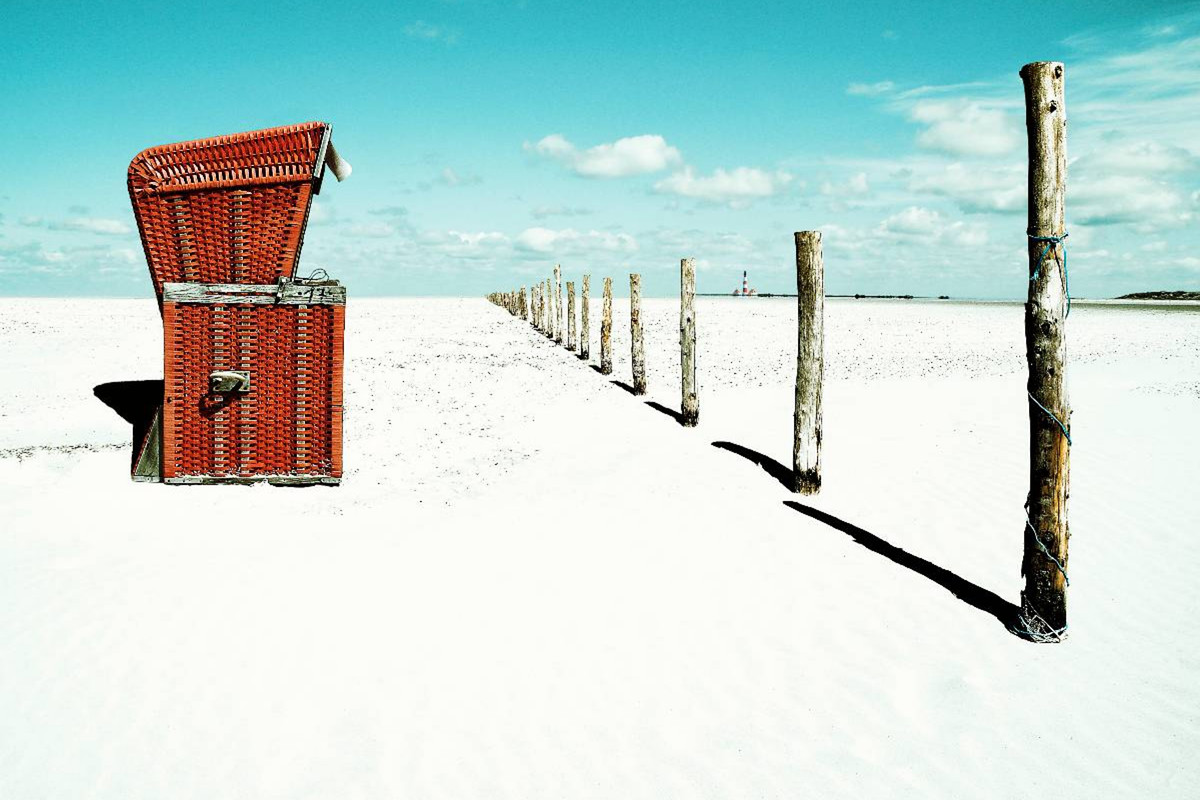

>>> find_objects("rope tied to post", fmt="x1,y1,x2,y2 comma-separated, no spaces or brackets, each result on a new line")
1025,503,1069,586
1029,232,1070,316
1023,232,1072,634
1026,390,1072,446
1010,609,1068,643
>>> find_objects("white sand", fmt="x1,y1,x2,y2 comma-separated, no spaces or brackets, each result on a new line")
1,295,1198,798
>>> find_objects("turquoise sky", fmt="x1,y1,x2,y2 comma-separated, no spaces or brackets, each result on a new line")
1,0,1197,298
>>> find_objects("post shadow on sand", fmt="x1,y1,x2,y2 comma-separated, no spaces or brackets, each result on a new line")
710,439,1018,627
711,440,794,490
608,380,687,423
783,501,1019,628
93,380,162,470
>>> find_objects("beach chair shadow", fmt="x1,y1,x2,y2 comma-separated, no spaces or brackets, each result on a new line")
94,380,162,471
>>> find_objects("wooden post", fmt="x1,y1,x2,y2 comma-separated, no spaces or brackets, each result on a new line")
1015,61,1070,643
520,286,528,320
630,273,646,394
600,277,613,374
533,284,541,330
793,231,823,495
680,258,698,426
567,281,577,351
554,264,563,344
580,274,591,360
545,278,554,339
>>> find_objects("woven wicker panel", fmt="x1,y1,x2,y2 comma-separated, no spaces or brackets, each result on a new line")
162,299,344,481
129,122,329,300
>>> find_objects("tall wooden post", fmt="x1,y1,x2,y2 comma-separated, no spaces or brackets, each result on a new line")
793,231,823,495
630,273,647,394
600,277,613,374
520,286,528,320
546,278,554,339
680,258,698,426
1015,61,1070,643
534,284,541,330
566,281,576,350
554,264,563,344
580,274,591,359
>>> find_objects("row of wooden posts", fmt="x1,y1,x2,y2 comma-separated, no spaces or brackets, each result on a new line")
486,260,701,426
486,62,1070,645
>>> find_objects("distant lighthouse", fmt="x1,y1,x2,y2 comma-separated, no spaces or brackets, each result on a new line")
732,269,757,297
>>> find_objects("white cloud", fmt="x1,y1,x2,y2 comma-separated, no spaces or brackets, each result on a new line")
419,230,509,260
847,81,895,96
514,227,637,255
526,134,682,178
877,206,989,247
347,222,399,238
1074,140,1199,175
531,205,591,219
439,167,482,187
20,216,133,235
908,100,1022,157
1072,174,1189,228
909,162,1024,214
821,172,870,196
403,20,458,44
654,166,792,205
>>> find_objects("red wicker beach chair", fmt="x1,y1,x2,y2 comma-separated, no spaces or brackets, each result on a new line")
125,121,351,485
128,121,350,301
156,279,346,484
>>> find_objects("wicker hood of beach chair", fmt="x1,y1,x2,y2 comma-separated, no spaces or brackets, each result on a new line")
127,121,350,301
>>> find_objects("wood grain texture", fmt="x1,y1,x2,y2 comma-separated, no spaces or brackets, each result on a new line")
162,282,346,305
630,273,647,395
554,264,563,344
567,281,577,351
793,231,823,494
601,277,613,374
1017,60,1070,641
680,258,698,426
580,275,591,359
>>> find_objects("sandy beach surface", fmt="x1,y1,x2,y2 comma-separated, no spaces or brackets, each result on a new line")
1,295,1198,799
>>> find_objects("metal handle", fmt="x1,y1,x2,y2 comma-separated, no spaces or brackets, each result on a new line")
209,370,251,393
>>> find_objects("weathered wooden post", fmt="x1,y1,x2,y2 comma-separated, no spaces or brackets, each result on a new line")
545,278,554,339
567,280,577,351
554,264,563,344
520,286,528,320
533,284,540,329
1014,61,1070,643
680,258,698,426
630,273,647,394
600,277,613,374
580,274,591,360
793,231,823,495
